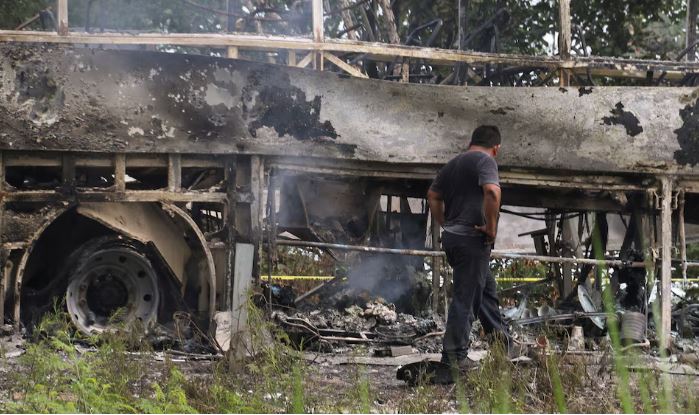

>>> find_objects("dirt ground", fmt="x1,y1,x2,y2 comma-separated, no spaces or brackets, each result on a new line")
1,322,698,413
3,346,696,413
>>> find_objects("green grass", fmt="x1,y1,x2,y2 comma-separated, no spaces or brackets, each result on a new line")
2,295,697,413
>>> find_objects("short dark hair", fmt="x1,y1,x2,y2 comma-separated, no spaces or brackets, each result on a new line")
469,125,501,148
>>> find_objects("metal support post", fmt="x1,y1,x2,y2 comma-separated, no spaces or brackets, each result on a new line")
57,0,68,35
560,215,580,298
0,151,5,324
168,154,182,192
250,155,264,281
678,191,687,288
312,0,324,71
114,154,126,192
430,218,441,314
558,0,571,85
636,209,655,339
687,0,698,61
224,158,237,310
267,173,277,311
659,177,673,352
61,154,75,187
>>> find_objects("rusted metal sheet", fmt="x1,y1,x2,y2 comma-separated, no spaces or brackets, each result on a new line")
1,44,699,176
77,202,191,283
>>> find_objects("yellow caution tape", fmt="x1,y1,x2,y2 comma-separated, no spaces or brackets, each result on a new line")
495,278,545,282
495,278,699,283
270,275,699,283
270,275,335,281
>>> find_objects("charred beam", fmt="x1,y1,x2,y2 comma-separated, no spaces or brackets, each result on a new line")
275,239,651,268
5,30,699,77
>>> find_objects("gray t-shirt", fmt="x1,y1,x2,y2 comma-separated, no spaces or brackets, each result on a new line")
429,151,499,237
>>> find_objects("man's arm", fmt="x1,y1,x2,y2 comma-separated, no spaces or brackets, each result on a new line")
475,183,501,243
427,189,445,227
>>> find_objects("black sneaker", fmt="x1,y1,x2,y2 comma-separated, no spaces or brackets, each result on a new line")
442,356,480,371
397,360,456,385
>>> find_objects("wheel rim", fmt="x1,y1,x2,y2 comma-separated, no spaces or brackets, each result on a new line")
66,246,159,334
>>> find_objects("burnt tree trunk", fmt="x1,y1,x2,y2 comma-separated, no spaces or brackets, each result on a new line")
454,0,470,84
226,0,240,32
377,0,400,44
687,0,698,61
338,0,359,40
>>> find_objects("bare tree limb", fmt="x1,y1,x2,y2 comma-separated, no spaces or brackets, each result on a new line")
376,0,399,44
338,0,359,40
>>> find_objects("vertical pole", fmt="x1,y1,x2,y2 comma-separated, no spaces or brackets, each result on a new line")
225,158,237,311
560,215,580,298
0,151,4,192
453,0,469,84
233,158,252,245
312,0,324,71
377,0,400,44
687,0,698,61
558,0,571,86
168,154,182,192
659,177,673,352
431,218,441,314
386,195,392,233
457,0,468,50
0,252,4,325
338,0,359,40
226,0,239,32
288,50,297,66
230,242,254,360
114,154,126,192
312,0,324,42
267,173,277,311
635,209,654,338
61,154,75,187
0,151,5,325
357,3,375,42
678,191,687,288
57,0,69,35
401,61,410,82
224,0,240,60
250,156,264,281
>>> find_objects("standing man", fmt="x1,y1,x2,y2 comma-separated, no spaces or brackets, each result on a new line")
427,125,512,368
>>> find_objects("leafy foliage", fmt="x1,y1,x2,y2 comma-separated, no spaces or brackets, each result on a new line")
0,0,51,30
2,0,691,60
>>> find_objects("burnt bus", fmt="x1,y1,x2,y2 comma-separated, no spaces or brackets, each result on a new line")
0,44,697,339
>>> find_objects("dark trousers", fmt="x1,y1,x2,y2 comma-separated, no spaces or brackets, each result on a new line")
441,233,510,362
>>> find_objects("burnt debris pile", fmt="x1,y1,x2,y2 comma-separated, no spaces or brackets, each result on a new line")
272,298,443,353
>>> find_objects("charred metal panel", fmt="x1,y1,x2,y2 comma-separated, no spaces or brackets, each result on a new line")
77,203,192,284
1,45,699,177
277,175,381,243
1,206,63,243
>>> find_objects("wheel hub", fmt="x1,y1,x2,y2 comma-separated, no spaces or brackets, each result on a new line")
86,272,129,318
67,245,159,334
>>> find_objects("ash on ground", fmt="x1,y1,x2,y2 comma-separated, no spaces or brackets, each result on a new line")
274,298,445,353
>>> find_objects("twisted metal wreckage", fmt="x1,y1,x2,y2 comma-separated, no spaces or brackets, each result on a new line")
0,0,698,355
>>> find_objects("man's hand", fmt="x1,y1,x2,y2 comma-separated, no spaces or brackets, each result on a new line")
474,224,496,245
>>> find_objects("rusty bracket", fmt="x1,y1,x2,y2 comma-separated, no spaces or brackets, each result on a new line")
648,188,679,211
671,190,681,210
648,188,660,210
